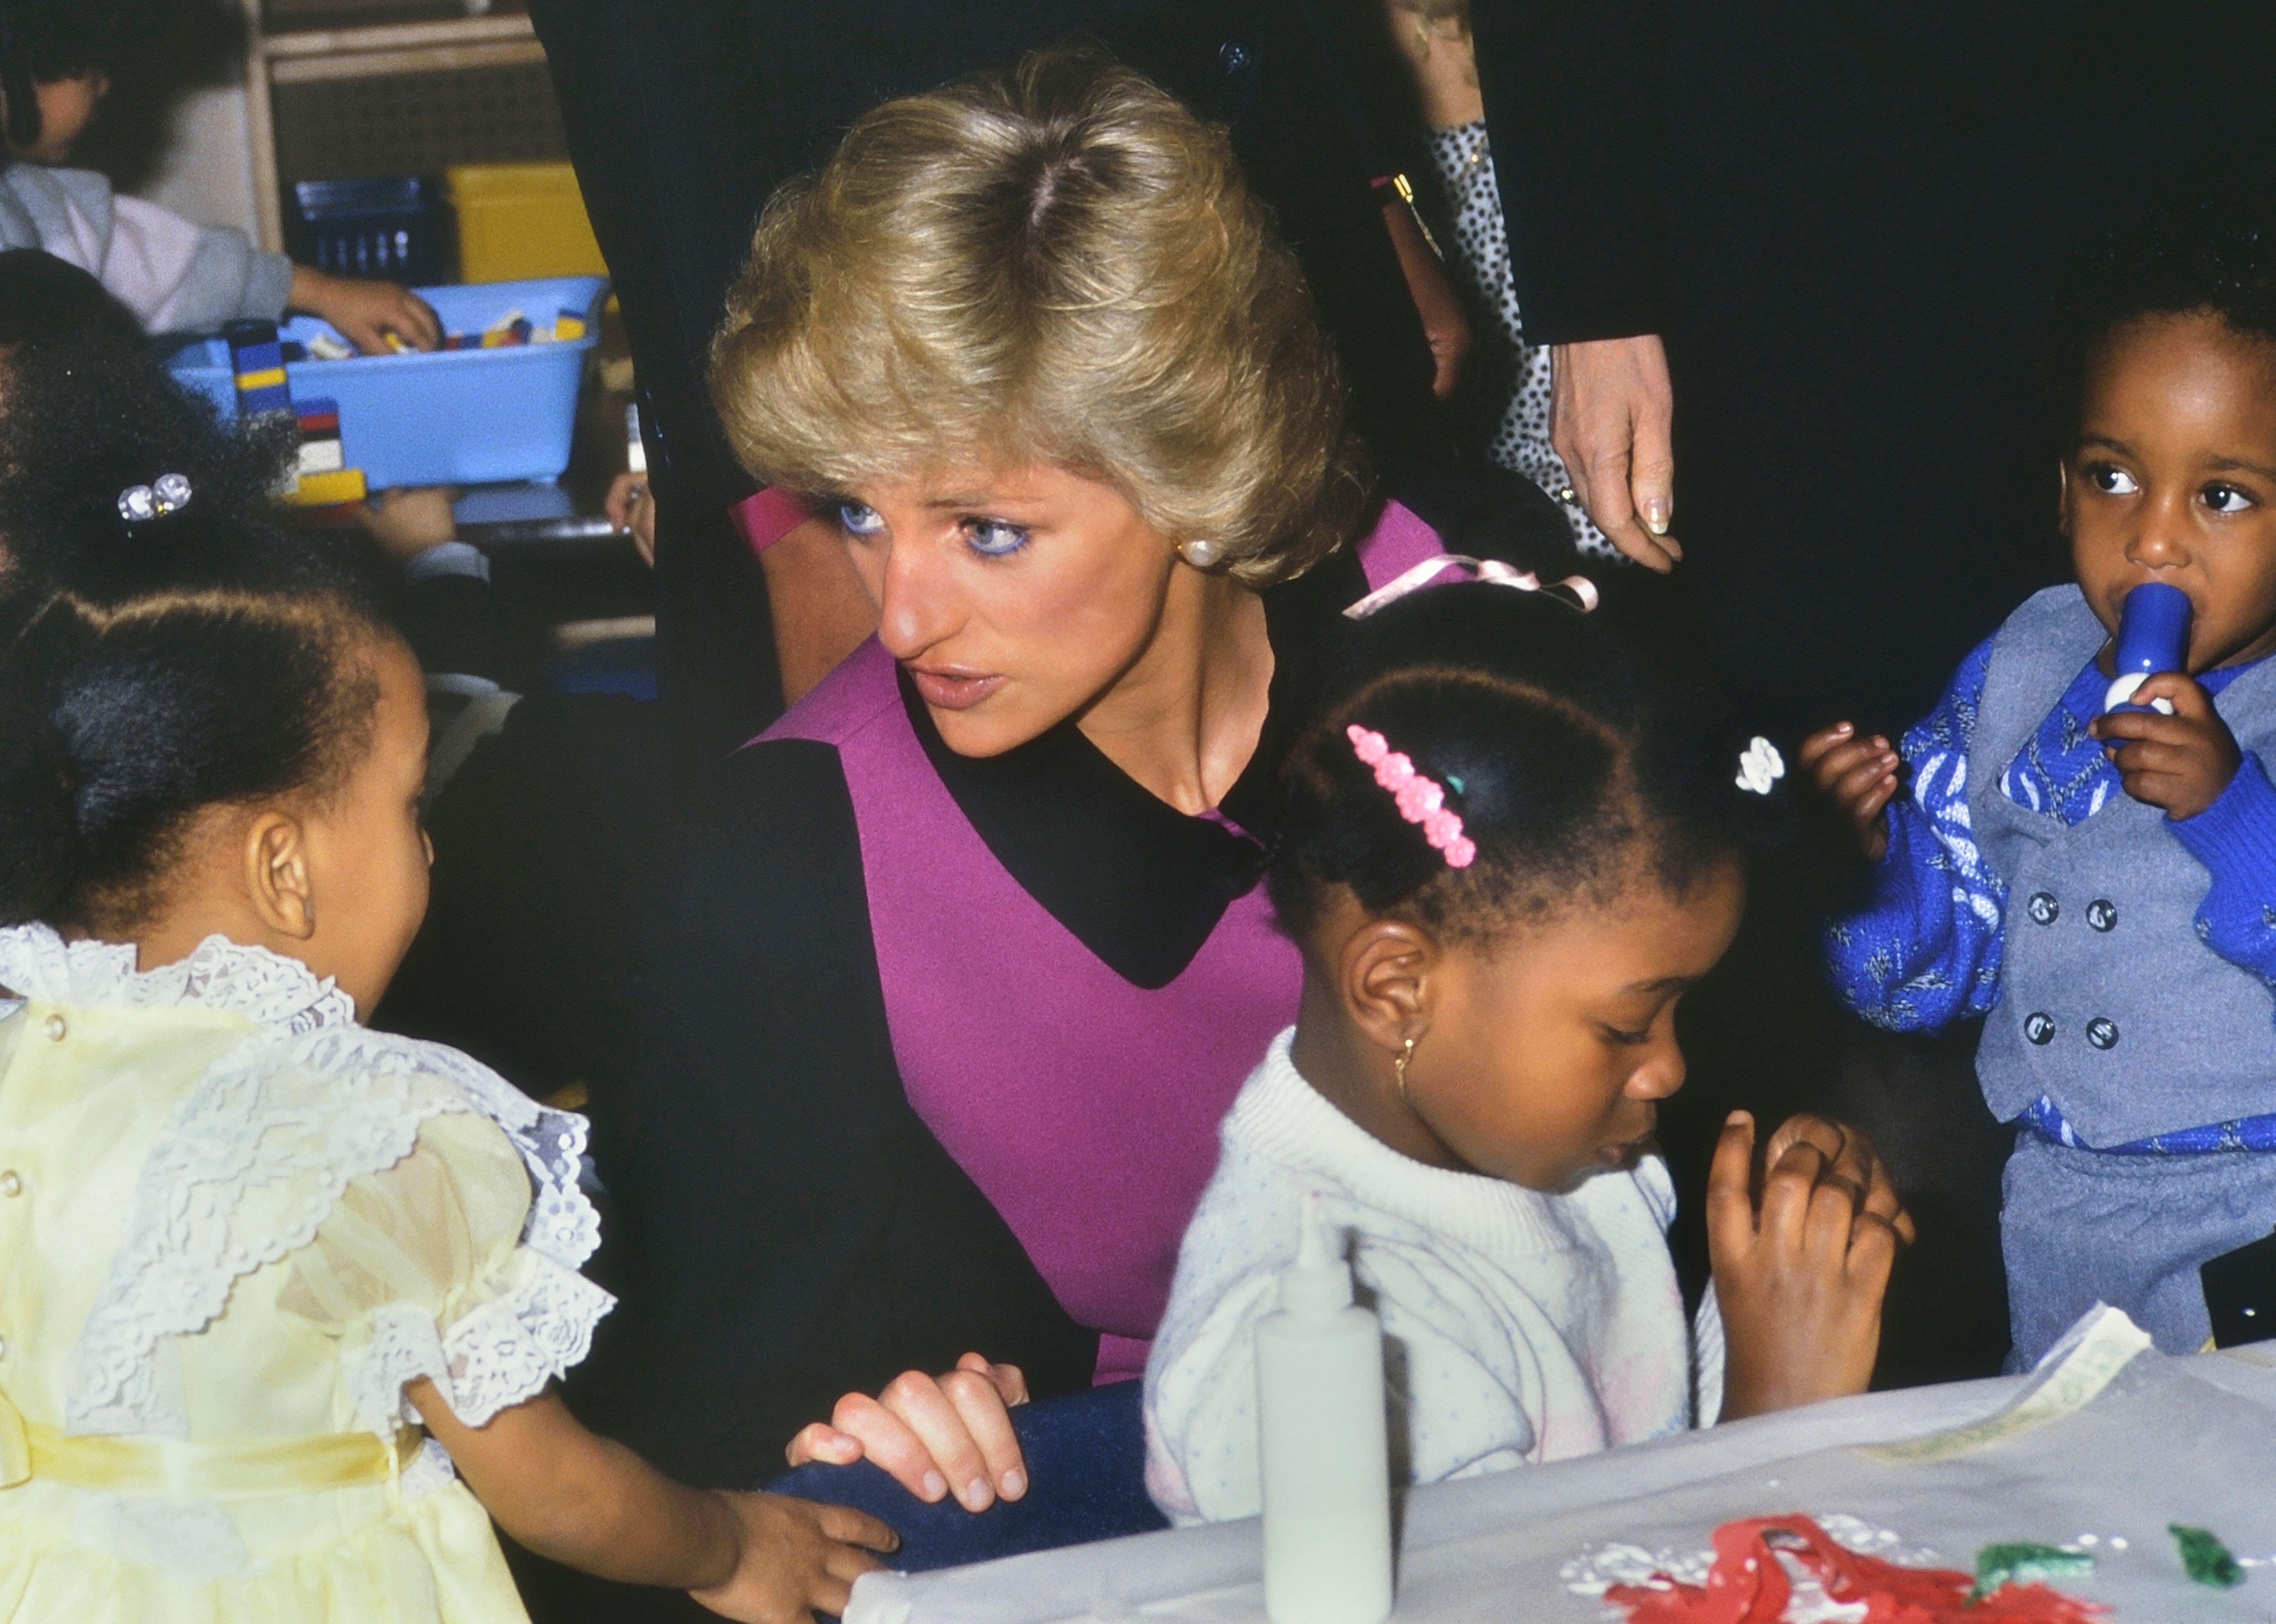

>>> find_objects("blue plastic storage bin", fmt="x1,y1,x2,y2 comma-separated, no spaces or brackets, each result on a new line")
162,277,607,490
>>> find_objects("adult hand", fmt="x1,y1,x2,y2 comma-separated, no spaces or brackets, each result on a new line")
786,1354,1030,1513
1708,1111,1912,1421
288,265,444,355
1797,722,1901,862
1382,199,1470,401
687,1493,897,1624
605,469,657,567
2089,672,2242,820
1549,334,1679,571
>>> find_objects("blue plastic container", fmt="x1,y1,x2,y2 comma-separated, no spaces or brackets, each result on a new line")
162,277,607,490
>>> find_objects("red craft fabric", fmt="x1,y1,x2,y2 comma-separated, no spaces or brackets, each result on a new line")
1603,1515,2106,1624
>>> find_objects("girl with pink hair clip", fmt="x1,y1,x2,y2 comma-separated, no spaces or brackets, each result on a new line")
1143,580,1914,1524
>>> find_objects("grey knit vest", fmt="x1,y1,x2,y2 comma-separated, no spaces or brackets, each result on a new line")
1968,586,2276,1144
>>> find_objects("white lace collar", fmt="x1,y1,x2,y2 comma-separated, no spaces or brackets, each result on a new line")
0,925,358,1032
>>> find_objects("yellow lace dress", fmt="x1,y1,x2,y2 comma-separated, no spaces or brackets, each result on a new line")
0,925,612,1621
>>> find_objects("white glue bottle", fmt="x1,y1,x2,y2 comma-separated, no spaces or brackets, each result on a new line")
1257,1194,1394,1624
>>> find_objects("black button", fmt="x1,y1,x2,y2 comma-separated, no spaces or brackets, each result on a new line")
2088,899,2117,933
1218,40,1253,75
2024,1012,2056,1045
2027,892,2059,926
2086,1017,2119,1051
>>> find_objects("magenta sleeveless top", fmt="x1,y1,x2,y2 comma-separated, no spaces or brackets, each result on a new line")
763,502,1444,1380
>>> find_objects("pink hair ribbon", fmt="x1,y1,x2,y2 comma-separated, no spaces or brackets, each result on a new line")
1347,725,1477,869
1342,554,1601,621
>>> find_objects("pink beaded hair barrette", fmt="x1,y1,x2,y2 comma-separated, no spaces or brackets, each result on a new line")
1347,725,1476,869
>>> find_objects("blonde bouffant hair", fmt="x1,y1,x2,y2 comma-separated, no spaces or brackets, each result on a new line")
709,47,1370,587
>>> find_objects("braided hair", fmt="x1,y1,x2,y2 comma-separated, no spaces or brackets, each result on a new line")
1268,583,1789,947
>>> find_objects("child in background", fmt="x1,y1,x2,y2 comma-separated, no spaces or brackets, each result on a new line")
0,403,910,1619
0,0,439,349
1804,203,2276,1368
1144,582,1911,1524
1375,0,1614,559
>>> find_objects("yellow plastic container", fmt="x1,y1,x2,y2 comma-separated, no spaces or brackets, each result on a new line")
445,162,608,283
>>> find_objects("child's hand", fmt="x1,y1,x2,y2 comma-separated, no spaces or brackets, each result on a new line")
357,486,458,563
1796,722,1899,861
2088,672,2242,819
785,1353,1030,1512
1708,1110,1912,1421
605,469,657,567
687,1492,897,1624
288,265,443,355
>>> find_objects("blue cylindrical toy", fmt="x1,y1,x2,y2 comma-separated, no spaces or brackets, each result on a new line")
2103,582,2193,713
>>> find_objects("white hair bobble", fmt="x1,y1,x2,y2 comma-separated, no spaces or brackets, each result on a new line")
1736,736,1785,796
116,473,193,524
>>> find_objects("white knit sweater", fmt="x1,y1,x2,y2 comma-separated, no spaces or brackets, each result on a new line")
1143,1028,1723,1525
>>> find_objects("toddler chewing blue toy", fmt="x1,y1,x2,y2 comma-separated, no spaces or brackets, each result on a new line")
2103,581,2193,714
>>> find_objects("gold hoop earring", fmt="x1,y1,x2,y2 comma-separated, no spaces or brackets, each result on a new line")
1394,1035,1416,1100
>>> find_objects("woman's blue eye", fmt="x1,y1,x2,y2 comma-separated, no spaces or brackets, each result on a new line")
837,501,887,537
963,518,1030,558
2204,483,2255,515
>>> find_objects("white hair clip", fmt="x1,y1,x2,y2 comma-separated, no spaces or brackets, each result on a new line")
116,472,193,524
1343,554,1601,620
1736,736,1785,796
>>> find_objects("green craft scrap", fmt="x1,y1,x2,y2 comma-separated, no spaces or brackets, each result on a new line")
1969,1542,2096,1602
2169,1524,2246,1589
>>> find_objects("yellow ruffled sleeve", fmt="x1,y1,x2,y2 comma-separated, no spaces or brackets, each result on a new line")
280,1111,614,1437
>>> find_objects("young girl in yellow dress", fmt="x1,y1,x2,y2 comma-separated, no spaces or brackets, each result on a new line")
0,347,900,1620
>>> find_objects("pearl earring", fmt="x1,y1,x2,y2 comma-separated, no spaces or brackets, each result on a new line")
1178,537,1224,569
1395,1035,1416,1100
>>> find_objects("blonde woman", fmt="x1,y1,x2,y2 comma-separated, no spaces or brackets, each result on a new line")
580,52,1577,1600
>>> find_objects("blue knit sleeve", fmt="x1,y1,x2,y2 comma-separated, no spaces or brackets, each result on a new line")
1822,636,2009,1031
2167,752,2276,999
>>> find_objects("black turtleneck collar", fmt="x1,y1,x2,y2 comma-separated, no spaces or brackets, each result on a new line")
904,545,1368,989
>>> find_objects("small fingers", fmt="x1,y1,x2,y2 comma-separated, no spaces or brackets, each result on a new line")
604,469,641,531
1822,1123,1878,1195
1757,1138,1831,1246
2129,671,2212,719
1796,722,1862,770
1845,1209,1904,1292
1705,1111,1759,1259
1857,1152,1912,1241
806,1574,854,1619
1830,751,1900,813
2106,737,2192,779
825,1543,891,1588
1763,1112,1848,1171
816,1502,901,1556
395,290,443,350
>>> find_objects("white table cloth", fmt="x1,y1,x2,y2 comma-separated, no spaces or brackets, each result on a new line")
848,1310,2276,1623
